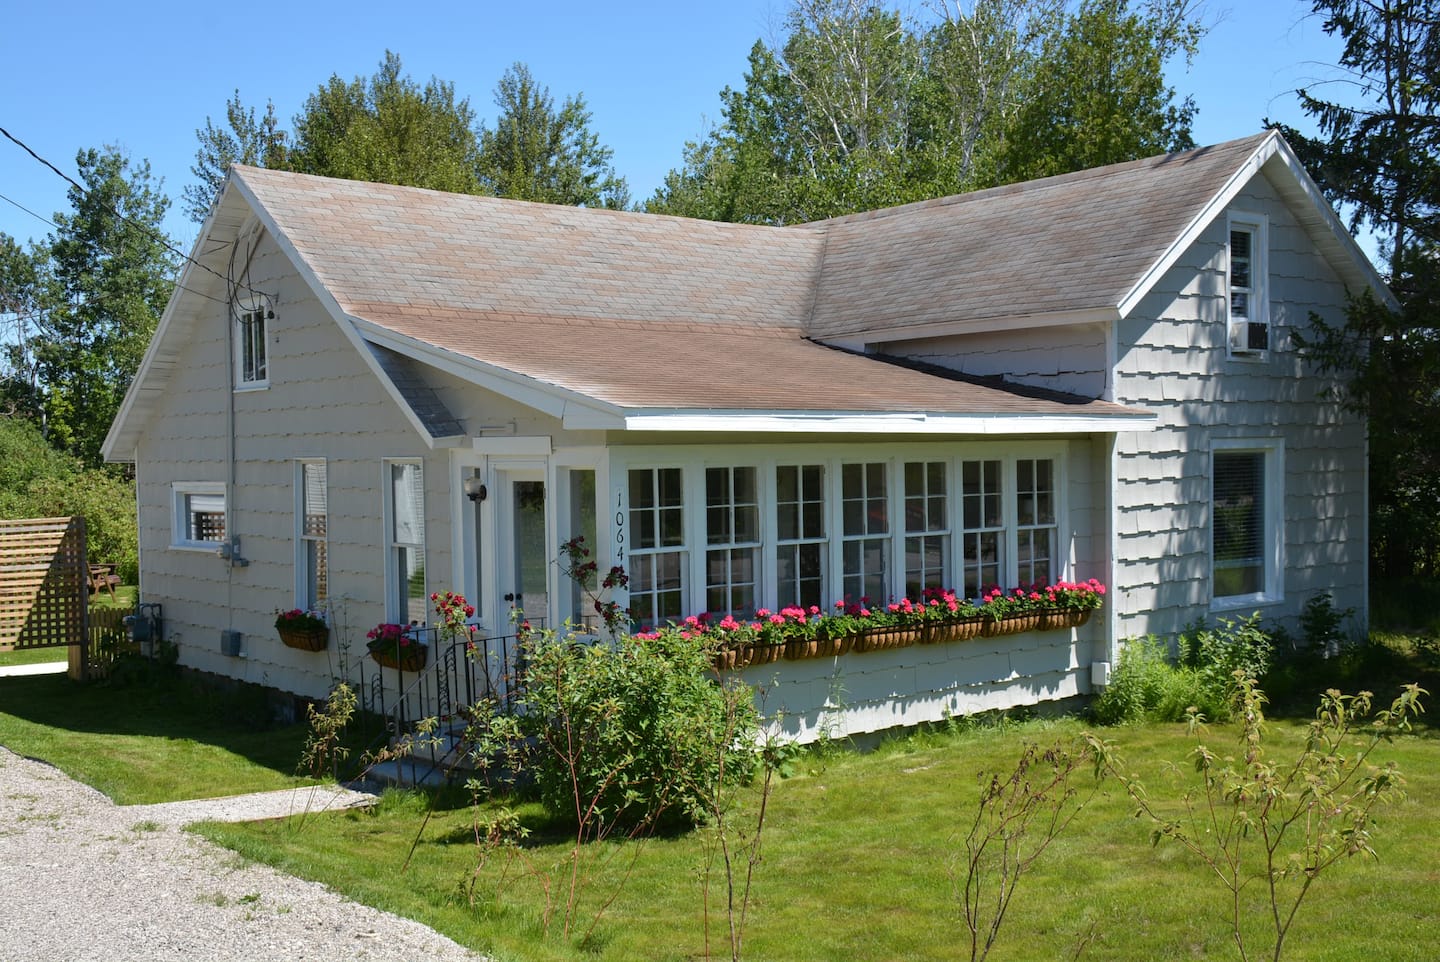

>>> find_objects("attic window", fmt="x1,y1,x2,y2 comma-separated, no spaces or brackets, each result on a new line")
1228,215,1268,356
237,307,268,386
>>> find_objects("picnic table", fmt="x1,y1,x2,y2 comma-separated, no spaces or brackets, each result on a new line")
88,564,120,600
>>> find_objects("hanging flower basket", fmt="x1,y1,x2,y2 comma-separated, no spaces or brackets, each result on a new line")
370,643,428,672
278,625,329,651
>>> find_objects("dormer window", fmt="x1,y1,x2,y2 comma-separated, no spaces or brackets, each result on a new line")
1228,215,1268,356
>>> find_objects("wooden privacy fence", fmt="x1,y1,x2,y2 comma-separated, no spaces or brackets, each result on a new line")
0,516,88,677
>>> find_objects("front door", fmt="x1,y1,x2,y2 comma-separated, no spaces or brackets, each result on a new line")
497,468,549,628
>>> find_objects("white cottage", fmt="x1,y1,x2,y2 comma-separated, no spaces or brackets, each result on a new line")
103,131,1387,740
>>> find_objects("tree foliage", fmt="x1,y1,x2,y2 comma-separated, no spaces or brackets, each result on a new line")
185,53,628,217
1275,0,1440,576
288,51,483,194
647,0,1205,223
0,416,138,581
478,63,630,208
12,148,176,467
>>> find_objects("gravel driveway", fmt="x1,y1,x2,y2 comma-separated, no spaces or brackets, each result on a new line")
0,747,487,962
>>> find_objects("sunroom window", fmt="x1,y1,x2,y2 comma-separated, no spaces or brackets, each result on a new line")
1015,458,1056,586
705,466,760,616
841,462,889,603
775,464,826,609
629,467,686,627
960,459,1003,597
904,461,949,596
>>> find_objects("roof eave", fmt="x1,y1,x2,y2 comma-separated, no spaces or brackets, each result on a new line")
617,410,1158,434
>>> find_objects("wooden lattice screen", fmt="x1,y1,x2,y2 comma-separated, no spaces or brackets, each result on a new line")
0,516,88,653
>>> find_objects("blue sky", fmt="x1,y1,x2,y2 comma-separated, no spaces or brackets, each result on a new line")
1,0,1348,254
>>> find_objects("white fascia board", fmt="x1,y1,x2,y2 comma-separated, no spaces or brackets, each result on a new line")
840,307,1116,346
1118,132,1283,319
619,411,1157,434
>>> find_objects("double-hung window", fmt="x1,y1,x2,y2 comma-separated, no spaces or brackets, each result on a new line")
1015,459,1056,586
298,461,328,610
172,482,226,549
1228,215,1268,355
386,461,426,624
705,467,760,616
1212,440,1282,606
904,461,949,596
775,464,826,609
960,460,1004,597
841,462,889,602
237,307,268,386
629,467,686,627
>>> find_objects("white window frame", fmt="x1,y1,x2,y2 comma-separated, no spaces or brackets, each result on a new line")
903,460,950,596
627,466,688,628
296,460,328,612
235,304,269,388
704,465,761,617
384,459,427,625
171,482,227,551
1015,457,1058,587
1210,438,1284,610
840,460,891,604
774,463,827,610
959,458,1005,598
1227,212,1269,358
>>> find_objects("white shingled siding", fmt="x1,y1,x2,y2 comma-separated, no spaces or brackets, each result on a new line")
131,228,570,701
877,322,1110,398
1111,172,1367,642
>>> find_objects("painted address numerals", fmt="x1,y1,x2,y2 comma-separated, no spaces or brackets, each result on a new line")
614,489,625,562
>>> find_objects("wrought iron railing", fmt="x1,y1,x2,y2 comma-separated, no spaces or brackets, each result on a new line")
356,623,537,784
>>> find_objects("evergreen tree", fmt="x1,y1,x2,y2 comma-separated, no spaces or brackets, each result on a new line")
1275,0,1440,576
478,63,630,209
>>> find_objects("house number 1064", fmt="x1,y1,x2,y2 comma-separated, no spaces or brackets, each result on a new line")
614,490,625,562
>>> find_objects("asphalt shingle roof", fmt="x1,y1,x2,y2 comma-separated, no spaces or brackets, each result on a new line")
231,136,1274,422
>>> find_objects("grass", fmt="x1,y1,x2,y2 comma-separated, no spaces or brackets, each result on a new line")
194,697,1440,962
0,665,367,804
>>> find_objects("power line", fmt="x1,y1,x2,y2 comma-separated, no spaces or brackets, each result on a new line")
0,189,56,233
0,124,266,301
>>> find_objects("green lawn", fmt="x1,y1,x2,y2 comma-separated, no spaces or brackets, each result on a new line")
0,669,350,804
197,707,1440,962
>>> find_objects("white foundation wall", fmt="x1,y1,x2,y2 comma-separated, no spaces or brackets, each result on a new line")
745,625,1096,742
1110,172,1368,642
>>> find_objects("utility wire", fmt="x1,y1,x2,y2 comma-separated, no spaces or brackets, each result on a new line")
0,189,57,232
0,124,265,301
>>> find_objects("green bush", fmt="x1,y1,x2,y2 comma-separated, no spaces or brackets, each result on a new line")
0,416,138,582
1091,635,1172,724
517,628,758,830
1095,615,1277,724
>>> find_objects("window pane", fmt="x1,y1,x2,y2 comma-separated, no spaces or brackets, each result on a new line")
1214,451,1266,597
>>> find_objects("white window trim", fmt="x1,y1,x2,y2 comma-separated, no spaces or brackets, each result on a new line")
295,459,328,612
1210,437,1285,611
171,481,227,551
607,441,1072,620
383,459,426,624
234,301,270,390
1226,212,1269,360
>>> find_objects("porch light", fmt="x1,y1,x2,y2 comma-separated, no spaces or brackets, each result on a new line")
463,476,487,502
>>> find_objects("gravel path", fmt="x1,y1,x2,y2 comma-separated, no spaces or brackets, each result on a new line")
0,747,488,962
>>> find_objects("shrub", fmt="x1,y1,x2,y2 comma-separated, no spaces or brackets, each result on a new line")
518,627,759,830
1091,635,1172,724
